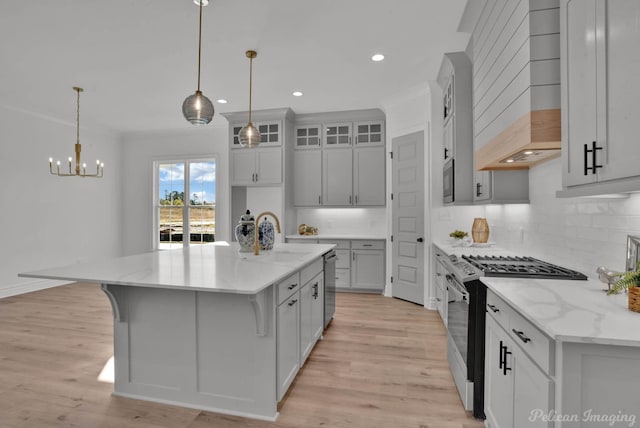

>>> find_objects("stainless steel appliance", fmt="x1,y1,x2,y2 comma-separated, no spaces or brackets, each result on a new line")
443,159,454,203
441,252,587,419
323,250,337,329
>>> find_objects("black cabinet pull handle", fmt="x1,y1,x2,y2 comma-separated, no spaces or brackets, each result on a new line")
499,340,505,370
512,329,531,343
488,304,500,313
288,283,298,290
503,347,512,375
476,182,483,197
444,147,449,159
584,141,603,175
288,299,298,307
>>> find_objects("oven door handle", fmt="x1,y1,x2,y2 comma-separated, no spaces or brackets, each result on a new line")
445,274,469,304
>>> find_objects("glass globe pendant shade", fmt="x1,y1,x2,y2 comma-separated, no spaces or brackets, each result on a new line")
238,122,261,148
182,90,214,125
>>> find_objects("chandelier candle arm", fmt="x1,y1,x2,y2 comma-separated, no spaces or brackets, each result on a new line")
49,87,103,178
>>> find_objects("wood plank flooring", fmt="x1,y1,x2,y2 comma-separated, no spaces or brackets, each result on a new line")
0,283,484,428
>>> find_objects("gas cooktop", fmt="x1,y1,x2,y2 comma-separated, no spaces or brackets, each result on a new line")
462,255,588,280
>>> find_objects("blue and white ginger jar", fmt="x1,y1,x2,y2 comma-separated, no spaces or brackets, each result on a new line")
234,210,255,252
258,217,275,250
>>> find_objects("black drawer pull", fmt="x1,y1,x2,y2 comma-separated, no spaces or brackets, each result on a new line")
512,329,531,343
288,299,298,307
488,304,500,313
287,283,298,290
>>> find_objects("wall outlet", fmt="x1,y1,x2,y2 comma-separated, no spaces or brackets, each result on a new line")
519,227,525,243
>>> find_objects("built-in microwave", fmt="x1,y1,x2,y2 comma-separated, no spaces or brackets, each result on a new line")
443,158,454,203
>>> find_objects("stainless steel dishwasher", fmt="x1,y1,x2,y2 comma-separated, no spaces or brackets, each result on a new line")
323,250,337,329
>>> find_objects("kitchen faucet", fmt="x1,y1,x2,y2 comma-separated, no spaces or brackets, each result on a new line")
253,211,281,255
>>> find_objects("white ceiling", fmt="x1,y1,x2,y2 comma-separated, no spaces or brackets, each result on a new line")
0,0,470,134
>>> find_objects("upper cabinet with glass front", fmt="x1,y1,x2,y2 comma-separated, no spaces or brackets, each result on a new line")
294,125,322,149
230,120,282,148
323,120,384,148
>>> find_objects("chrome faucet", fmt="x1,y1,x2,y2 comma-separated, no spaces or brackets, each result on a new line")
253,211,281,255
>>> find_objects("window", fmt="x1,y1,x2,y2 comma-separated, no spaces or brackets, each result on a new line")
155,159,216,250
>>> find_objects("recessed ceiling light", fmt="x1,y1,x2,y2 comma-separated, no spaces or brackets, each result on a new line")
216,99,227,104
371,53,385,62
292,91,303,97
506,159,515,163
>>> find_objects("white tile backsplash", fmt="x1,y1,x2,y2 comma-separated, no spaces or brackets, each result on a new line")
433,157,640,278
296,208,387,236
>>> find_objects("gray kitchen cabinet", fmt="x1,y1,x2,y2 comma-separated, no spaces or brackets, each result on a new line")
293,150,322,206
323,122,352,147
433,248,448,325
231,148,282,186
484,290,554,428
437,52,473,204
559,0,640,196
322,149,353,206
350,240,385,292
321,146,385,207
300,271,324,364
317,239,351,289
276,272,300,401
295,125,322,149
353,147,386,206
474,170,530,204
230,120,282,148
354,121,385,146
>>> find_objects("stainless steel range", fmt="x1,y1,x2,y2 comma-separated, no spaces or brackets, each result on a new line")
462,255,588,280
438,250,587,420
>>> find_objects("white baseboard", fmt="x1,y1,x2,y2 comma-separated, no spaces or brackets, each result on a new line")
0,279,71,299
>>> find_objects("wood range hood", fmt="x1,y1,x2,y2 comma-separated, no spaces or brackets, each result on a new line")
475,109,561,171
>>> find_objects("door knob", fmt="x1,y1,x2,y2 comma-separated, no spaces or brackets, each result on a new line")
417,238,424,243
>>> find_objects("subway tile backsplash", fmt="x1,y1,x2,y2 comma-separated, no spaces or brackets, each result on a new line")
295,207,387,236
433,158,640,278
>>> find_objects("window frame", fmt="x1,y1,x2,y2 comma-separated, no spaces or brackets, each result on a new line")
153,155,217,250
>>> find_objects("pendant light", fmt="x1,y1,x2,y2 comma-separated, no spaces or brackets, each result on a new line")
182,0,214,126
238,50,261,148
49,87,104,178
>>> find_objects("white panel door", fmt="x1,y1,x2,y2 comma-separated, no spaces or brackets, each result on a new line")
391,131,424,305
256,149,282,184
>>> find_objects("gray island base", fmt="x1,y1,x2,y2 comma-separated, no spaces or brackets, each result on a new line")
20,242,335,421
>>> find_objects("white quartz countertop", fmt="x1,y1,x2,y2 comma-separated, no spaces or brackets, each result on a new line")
19,242,335,295
482,277,640,347
286,234,386,241
432,239,640,347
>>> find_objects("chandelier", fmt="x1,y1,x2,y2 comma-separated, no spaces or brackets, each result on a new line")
49,87,104,178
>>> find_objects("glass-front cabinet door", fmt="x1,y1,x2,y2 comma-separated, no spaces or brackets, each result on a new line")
323,122,352,147
354,121,384,146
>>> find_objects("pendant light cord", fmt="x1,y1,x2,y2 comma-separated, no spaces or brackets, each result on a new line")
196,1,203,91
248,55,253,123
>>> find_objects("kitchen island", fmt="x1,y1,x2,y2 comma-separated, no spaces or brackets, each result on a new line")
19,242,335,421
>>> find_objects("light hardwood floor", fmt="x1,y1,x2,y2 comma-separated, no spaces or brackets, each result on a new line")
0,283,484,428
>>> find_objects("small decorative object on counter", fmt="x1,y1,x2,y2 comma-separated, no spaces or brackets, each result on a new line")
606,261,640,313
258,216,275,250
471,218,489,243
297,223,318,235
235,210,255,252
449,230,468,239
